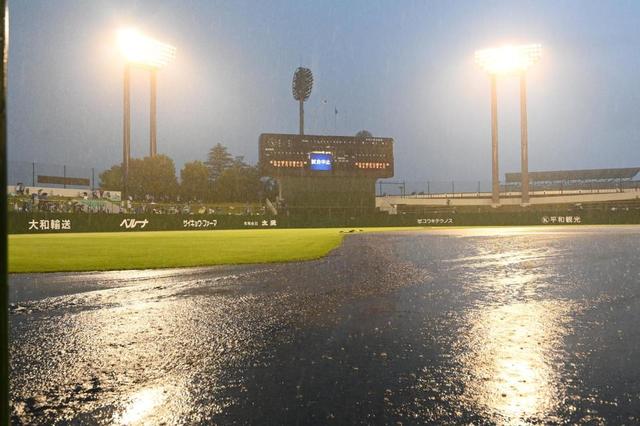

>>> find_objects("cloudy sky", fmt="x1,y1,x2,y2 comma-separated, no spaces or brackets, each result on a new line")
7,0,640,184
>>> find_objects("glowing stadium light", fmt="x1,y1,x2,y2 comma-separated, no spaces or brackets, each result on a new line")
475,43,541,75
475,43,542,205
117,28,176,69
118,27,176,204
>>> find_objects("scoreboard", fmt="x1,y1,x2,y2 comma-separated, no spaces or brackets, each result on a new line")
259,133,394,178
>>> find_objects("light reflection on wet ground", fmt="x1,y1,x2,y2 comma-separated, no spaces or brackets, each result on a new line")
9,225,640,424
461,301,570,423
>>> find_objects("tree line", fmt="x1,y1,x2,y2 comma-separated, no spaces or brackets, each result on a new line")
99,143,276,202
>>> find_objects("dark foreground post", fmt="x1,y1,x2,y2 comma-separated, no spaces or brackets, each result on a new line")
1,0,9,421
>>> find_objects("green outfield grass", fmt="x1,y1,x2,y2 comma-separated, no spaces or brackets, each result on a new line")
8,227,419,273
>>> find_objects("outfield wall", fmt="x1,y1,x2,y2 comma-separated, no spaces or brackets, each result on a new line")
8,209,640,234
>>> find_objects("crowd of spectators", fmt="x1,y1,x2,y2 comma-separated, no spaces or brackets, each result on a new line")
8,183,266,216
127,201,265,216
9,183,118,213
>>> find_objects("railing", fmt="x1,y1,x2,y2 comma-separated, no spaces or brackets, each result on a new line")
376,180,640,198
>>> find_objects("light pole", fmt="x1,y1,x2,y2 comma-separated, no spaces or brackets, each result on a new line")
292,67,313,135
123,63,131,200
117,28,176,201
150,69,158,156
490,74,499,205
520,73,530,203
475,43,541,205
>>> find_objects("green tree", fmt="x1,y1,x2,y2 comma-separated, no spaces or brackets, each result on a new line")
180,160,210,201
130,155,178,201
205,143,234,183
100,155,178,201
215,159,262,202
99,164,122,191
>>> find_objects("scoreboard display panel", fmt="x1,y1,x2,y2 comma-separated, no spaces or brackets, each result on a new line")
259,133,394,178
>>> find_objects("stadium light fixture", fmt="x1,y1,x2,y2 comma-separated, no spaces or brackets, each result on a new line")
117,28,176,69
475,44,541,75
117,28,176,205
475,43,542,205
292,67,314,136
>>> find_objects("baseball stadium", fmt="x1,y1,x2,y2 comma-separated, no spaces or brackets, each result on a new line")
5,2,640,425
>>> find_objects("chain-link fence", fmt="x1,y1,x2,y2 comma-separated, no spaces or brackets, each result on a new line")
376,179,640,197
377,180,497,197
8,161,105,190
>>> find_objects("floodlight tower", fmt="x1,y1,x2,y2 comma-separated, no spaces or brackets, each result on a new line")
475,43,541,205
117,28,176,200
292,67,313,135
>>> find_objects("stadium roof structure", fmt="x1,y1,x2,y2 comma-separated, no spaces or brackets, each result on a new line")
505,167,640,183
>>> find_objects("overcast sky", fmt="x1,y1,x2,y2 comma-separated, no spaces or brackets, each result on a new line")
7,0,640,183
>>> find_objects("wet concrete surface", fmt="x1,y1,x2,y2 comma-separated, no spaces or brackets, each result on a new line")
9,225,640,424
